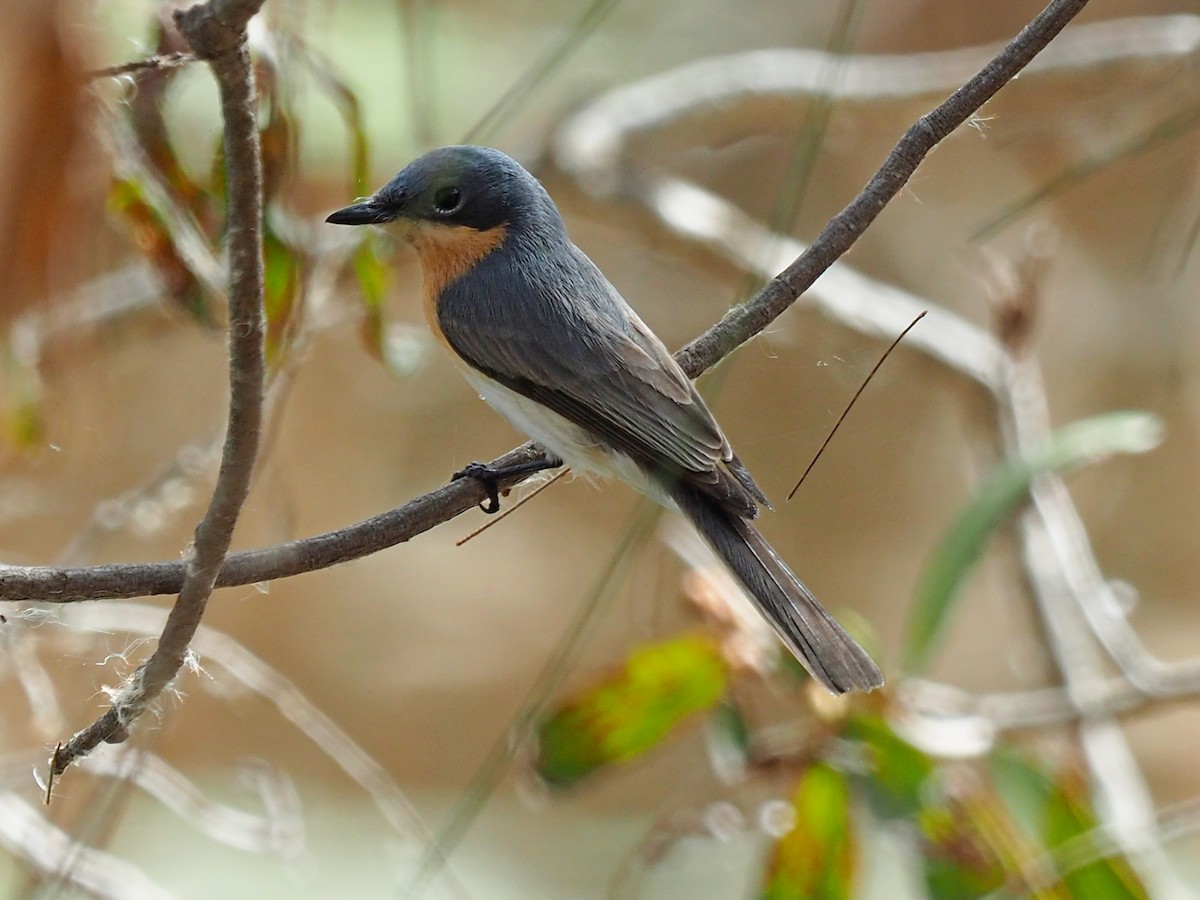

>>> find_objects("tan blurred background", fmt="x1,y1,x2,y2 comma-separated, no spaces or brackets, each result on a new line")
2,0,1200,896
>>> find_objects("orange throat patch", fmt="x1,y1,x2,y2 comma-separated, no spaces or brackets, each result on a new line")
411,222,507,347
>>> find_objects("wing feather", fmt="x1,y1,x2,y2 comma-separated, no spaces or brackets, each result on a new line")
437,239,763,513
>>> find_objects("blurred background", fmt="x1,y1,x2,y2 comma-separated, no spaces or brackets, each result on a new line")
2,0,1200,897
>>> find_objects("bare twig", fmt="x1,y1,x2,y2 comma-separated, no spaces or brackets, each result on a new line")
0,442,546,603
1,748,304,856
86,52,196,82
48,0,269,778
553,16,1199,177
900,672,1200,737
673,0,1091,375
1001,355,1190,895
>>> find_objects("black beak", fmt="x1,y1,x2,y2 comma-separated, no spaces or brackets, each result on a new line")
325,198,397,226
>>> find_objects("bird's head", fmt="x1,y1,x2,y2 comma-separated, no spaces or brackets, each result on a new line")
325,145,551,247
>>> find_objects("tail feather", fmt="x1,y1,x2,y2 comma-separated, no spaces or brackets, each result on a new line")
673,486,884,695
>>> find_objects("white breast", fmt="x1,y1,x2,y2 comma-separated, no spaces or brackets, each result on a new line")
460,367,667,503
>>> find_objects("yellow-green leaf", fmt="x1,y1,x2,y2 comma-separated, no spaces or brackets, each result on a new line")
352,237,393,363
1042,769,1148,900
108,177,213,325
762,762,855,900
263,225,303,371
1,348,43,451
536,634,728,787
919,796,1014,900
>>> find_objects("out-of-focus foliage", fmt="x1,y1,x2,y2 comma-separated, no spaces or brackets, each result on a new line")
992,752,1149,900
904,411,1163,673
531,435,1164,896
536,633,729,787
918,789,1017,899
0,348,43,451
107,12,398,381
763,762,857,900
848,714,934,821
108,175,212,324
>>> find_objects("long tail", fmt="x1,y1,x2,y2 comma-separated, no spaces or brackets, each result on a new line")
673,486,884,695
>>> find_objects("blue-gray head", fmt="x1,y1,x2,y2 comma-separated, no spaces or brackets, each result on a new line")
326,145,556,235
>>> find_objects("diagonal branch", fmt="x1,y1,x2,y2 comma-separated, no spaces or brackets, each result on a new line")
4,0,1091,616
48,0,268,777
673,0,1091,375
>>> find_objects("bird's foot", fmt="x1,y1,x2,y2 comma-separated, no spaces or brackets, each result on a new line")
452,456,563,514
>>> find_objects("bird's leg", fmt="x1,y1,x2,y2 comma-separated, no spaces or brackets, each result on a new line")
452,454,564,514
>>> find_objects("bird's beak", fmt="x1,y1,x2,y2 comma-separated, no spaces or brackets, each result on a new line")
325,198,397,226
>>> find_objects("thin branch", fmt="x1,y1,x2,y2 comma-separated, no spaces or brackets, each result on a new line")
0,442,546,603
673,0,1091,375
86,52,196,82
0,0,1092,610
556,6,1197,889
900,670,1200,736
456,468,569,546
49,0,269,777
38,750,304,856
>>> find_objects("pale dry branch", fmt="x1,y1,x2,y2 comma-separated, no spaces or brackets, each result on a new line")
81,750,304,857
554,15,1200,186
59,600,466,895
0,746,303,858
0,791,172,899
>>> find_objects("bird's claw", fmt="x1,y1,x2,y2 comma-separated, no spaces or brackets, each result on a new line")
453,462,504,514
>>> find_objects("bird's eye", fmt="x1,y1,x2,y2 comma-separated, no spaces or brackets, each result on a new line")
433,185,462,214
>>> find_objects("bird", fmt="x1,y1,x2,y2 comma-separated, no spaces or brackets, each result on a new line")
326,145,883,694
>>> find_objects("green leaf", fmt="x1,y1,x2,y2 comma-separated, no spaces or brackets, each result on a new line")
536,634,728,787
847,715,934,820
904,411,1162,672
919,796,1014,900
351,237,394,362
262,224,304,371
108,177,213,326
1042,770,1148,899
992,751,1148,899
990,748,1053,839
762,762,856,900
